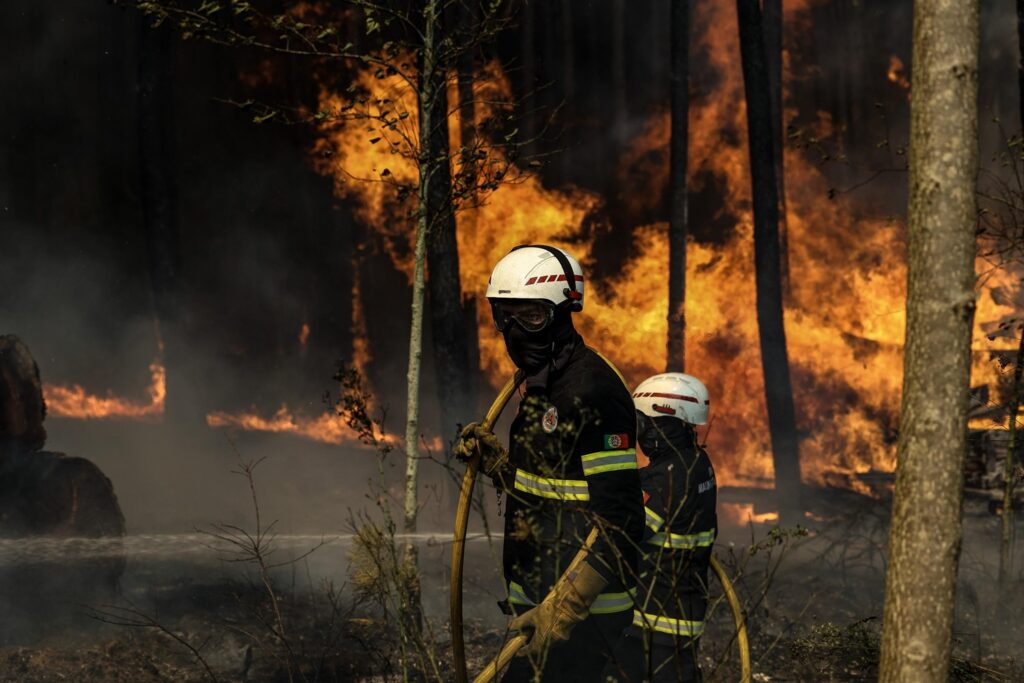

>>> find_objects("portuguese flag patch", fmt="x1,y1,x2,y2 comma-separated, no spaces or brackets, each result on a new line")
603,433,630,449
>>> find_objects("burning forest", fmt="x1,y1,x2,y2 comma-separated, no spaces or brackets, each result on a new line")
2,0,1024,681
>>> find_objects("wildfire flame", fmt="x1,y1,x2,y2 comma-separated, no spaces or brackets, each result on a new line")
308,0,1022,496
887,55,911,91
204,256,387,448
720,503,779,526
44,361,166,421
206,404,354,445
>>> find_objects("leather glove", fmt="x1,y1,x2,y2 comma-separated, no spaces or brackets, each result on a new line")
452,422,510,486
508,561,608,657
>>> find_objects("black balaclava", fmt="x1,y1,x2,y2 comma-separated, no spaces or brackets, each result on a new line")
502,306,581,391
637,411,697,461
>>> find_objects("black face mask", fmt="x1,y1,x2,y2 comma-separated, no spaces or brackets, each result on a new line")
501,307,578,376
637,412,695,459
503,324,552,373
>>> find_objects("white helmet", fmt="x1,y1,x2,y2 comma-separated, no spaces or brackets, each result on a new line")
633,373,710,425
486,245,584,311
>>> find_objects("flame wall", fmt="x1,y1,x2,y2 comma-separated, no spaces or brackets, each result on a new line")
313,1,1021,491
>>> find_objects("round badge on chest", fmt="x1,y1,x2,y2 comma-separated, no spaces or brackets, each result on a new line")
541,405,559,433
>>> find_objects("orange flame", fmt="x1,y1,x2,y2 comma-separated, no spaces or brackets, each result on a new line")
296,1,1018,490
203,255,389,448
44,361,166,421
887,55,911,91
720,502,779,526
206,404,355,445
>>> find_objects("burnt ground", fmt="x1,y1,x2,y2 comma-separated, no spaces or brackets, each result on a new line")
0,489,1022,683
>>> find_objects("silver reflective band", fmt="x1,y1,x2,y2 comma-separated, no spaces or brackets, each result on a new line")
513,469,591,501
646,528,716,550
507,580,635,614
632,610,705,637
580,449,637,476
644,506,665,532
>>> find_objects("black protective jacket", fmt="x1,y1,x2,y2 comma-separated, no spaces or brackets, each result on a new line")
632,430,717,643
501,343,644,615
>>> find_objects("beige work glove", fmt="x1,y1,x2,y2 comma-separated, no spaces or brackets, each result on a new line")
508,562,609,657
452,422,511,487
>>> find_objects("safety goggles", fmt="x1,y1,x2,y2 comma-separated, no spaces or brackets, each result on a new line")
490,300,556,333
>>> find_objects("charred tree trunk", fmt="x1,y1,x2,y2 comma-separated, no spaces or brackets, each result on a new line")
521,1,536,157
561,0,575,102
1000,328,1024,584
878,0,979,679
137,20,183,422
736,0,801,523
666,0,690,373
611,0,627,138
762,0,789,296
423,14,474,445
560,0,575,178
1003,0,1024,586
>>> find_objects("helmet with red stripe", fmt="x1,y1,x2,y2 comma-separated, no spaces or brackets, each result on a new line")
632,373,710,425
486,245,585,312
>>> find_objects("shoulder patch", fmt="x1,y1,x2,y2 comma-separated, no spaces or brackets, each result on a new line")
603,433,629,449
541,405,559,433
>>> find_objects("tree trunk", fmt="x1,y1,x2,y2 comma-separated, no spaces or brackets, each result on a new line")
561,0,575,102
1003,0,1024,587
1000,329,1024,584
878,1,979,679
401,1,451,634
559,0,575,178
611,0,627,137
762,0,789,297
423,10,474,445
520,1,536,156
666,0,690,373
736,0,802,524
137,19,184,423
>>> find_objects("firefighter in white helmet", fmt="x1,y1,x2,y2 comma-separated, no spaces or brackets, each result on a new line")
603,372,717,683
454,245,644,681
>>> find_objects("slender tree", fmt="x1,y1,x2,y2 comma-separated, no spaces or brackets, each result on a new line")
422,8,474,448
666,0,690,373
762,0,789,296
878,1,979,679
520,1,536,159
1000,328,1024,584
737,0,802,523
611,0,627,136
137,20,185,421
1001,0,1024,587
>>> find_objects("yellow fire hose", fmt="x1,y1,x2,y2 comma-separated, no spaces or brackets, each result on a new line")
451,370,525,683
451,373,752,683
711,554,752,683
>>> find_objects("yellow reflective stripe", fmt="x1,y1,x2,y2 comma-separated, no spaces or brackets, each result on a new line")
506,582,635,614
646,528,716,550
507,581,532,606
632,610,705,637
580,449,638,476
513,469,590,501
644,506,665,532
